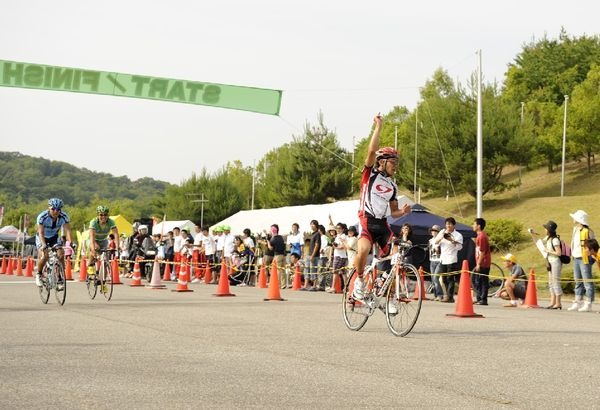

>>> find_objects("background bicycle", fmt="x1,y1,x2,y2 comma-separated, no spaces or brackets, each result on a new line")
87,248,114,301
38,244,67,305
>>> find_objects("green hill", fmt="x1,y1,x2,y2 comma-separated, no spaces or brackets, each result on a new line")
0,151,171,205
420,161,600,293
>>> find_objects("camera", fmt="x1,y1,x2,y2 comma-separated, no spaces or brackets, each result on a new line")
443,232,452,240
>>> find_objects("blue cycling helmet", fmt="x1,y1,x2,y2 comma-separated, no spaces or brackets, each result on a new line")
48,198,64,210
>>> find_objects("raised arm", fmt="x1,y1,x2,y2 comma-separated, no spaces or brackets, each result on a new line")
365,114,383,168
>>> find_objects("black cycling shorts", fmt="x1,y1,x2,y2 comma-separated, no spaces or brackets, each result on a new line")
358,215,393,257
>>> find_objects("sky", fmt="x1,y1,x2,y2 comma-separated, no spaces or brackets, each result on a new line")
1,0,598,185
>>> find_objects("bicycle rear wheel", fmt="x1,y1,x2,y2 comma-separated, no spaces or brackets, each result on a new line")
487,262,505,298
386,264,422,337
38,268,50,304
342,269,373,331
54,264,67,305
101,261,113,301
87,273,98,299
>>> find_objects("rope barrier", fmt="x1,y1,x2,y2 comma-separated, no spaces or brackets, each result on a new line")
4,255,600,284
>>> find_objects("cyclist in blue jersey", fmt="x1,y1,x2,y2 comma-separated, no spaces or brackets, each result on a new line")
87,205,119,274
352,114,411,300
35,198,73,287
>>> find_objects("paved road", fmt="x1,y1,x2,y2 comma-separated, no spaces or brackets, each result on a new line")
1,274,599,409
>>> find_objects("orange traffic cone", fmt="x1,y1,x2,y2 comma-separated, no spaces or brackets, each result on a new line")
129,258,144,287
111,258,122,285
15,257,23,276
147,260,166,289
213,259,235,297
0,256,6,274
172,260,194,292
256,262,267,288
64,258,73,280
447,260,484,318
6,257,14,275
264,260,285,301
162,262,171,281
413,266,429,300
292,264,302,290
204,263,213,284
24,257,34,277
520,268,540,308
78,258,87,282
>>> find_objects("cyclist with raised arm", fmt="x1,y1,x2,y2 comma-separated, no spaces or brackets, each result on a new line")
353,114,411,300
87,206,119,277
35,198,73,287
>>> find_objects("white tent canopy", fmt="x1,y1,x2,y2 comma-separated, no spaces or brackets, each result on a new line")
0,225,26,242
213,197,414,235
152,220,196,236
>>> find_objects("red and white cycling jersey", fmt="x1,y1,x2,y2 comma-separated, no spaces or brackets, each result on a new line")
358,166,397,219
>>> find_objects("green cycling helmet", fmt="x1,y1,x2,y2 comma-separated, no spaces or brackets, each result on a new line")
96,205,110,214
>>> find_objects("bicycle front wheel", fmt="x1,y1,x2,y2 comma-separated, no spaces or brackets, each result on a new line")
54,264,67,305
488,262,505,298
342,269,372,331
87,273,98,300
38,269,50,304
386,264,422,337
101,261,113,301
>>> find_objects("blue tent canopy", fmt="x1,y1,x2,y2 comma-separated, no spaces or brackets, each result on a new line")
387,204,476,271
387,204,476,243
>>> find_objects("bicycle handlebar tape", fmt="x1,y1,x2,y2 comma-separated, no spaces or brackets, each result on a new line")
264,259,285,301
292,264,303,290
63,258,72,281
520,268,540,309
413,266,429,301
203,263,212,284
111,259,122,285
256,262,268,289
146,260,166,289
446,260,484,318
129,257,144,287
172,260,194,292
78,258,87,282
213,259,235,297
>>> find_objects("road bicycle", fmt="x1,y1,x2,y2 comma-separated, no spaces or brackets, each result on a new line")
427,261,505,298
486,262,505,297
38,244,67,305
342,243,422,337
87,248,114,301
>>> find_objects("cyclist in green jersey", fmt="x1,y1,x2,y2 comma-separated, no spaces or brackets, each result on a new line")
87,205,120,274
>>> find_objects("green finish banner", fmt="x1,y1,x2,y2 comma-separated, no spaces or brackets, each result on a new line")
0,59,282,115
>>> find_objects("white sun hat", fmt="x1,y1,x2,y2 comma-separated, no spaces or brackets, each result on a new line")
569,210,589,226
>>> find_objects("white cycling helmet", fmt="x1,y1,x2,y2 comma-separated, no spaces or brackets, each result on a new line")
138,224,148,232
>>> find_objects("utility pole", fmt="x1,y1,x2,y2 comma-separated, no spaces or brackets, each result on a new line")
476,49,483,218
561,95,569,197
188,193,209,227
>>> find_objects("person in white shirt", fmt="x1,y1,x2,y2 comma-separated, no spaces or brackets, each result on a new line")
286,223,303,258
326,223,348,293
434,217,463,303
223,225,235,275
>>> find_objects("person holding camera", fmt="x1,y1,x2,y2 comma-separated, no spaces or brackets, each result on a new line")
434,217,463,303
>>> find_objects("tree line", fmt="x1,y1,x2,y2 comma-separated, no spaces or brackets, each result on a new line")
1,31,599,233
